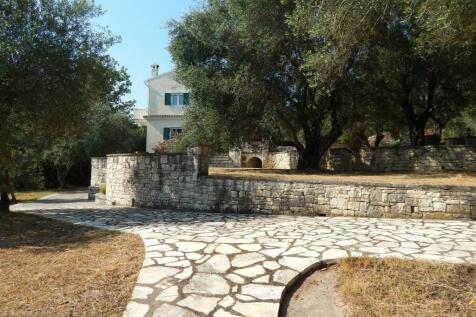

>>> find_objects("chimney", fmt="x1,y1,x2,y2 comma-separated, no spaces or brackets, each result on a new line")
151,64,159,78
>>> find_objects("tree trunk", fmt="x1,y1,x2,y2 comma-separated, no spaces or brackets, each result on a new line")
297,147,326,170
404,73,437,146
374,131,384,149
10,192,17,204
1,192,9,213
297,136,339,170
413,115,428,146
431,115,446,145
369,131,384,167
1,167,11,212
56,166,70,189
403,100,428,146
296,119,343,170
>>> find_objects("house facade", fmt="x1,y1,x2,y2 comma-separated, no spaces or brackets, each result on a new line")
134,65,189,152
133,65,298,168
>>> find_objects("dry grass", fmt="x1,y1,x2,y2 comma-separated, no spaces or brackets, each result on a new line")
337,257,476,317
0,212,144,317
12,191,56,203
210,168,476,187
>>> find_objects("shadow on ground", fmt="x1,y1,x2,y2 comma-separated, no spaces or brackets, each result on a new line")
0,212,121,251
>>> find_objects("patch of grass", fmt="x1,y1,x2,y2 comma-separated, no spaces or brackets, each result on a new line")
337,257,476,317
12,191,55,203
210,168,476,187
0,212,144,317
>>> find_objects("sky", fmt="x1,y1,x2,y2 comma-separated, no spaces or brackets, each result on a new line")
94,0,198,108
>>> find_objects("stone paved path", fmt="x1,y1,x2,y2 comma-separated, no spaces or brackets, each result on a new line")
12,191,476,317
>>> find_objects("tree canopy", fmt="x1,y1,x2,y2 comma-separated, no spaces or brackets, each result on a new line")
0,0,135,211
169,0,476,168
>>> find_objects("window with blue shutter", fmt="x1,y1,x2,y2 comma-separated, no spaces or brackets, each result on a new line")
164,93,171,105
163,128,170,140
165,93,189,106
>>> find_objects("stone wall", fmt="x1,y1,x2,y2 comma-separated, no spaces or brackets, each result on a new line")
321,145,476,172
94,150,476,219
209,154,236,168
105,153,198,207
228,146,298,169
90,157,107,187
265,150,299,169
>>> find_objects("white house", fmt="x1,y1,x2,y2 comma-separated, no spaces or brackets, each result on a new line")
134,64,189,152
133,65,297,169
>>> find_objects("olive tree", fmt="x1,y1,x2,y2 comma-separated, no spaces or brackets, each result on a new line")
0,0,129,211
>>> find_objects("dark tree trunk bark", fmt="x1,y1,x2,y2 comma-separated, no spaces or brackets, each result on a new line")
431,114,446,145
403,99,428,146
369,131,384,166
403,73,437,146
414,116,428,146
56,166,70,189
297,147,327,170
1,168,11,212
297,131,342,170
1,192,9,213
374,131,384,149
10,192,17,204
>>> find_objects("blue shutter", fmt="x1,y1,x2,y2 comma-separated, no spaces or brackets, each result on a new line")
164,93,171,105
163,128,170,140
183,93,190,105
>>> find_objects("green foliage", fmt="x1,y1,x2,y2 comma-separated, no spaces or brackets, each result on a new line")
99,183,106,195
42,103,145,188
0,0,140,207
169,0,475,164
151,133,185,153
178,103,231,152
443,106,476,138
169,0,378,168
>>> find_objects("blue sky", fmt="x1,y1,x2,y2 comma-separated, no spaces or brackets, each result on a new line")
94,0,198,108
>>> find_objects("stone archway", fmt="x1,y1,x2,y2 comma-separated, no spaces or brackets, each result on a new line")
246,157,263,168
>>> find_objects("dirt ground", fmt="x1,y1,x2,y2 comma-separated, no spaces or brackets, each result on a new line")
0,212,144,317
337,257,476,317
210,168,476,187
283,265,349,317
284,258,476,317
10,191,55,203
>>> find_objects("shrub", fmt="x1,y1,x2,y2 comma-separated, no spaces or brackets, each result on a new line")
99,183,106,195
152,135,184,153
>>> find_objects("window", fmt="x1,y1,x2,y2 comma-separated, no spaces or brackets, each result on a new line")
164,93,189,106
172,94,183,106
163,127,183,140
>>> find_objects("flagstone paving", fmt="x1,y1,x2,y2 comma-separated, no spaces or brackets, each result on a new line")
12,191,476,317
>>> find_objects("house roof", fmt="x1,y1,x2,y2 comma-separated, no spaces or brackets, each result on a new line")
144,70,177,86
144,114,183,119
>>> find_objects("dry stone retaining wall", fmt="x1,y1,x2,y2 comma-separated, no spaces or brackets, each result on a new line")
322,145,476,172
90,157,107,187
209,154,236,168
95,151,476,219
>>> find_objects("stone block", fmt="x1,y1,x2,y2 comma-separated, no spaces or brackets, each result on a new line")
447,204,470,214
330,197,348,209
432,202,446,212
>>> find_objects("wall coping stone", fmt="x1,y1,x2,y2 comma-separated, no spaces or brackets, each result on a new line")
202,175,476,192
331,145,476,150
106,152,186,157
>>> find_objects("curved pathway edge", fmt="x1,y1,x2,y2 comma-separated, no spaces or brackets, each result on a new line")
12,191,476,317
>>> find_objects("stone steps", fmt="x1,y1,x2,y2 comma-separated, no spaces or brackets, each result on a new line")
209,154,235,168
